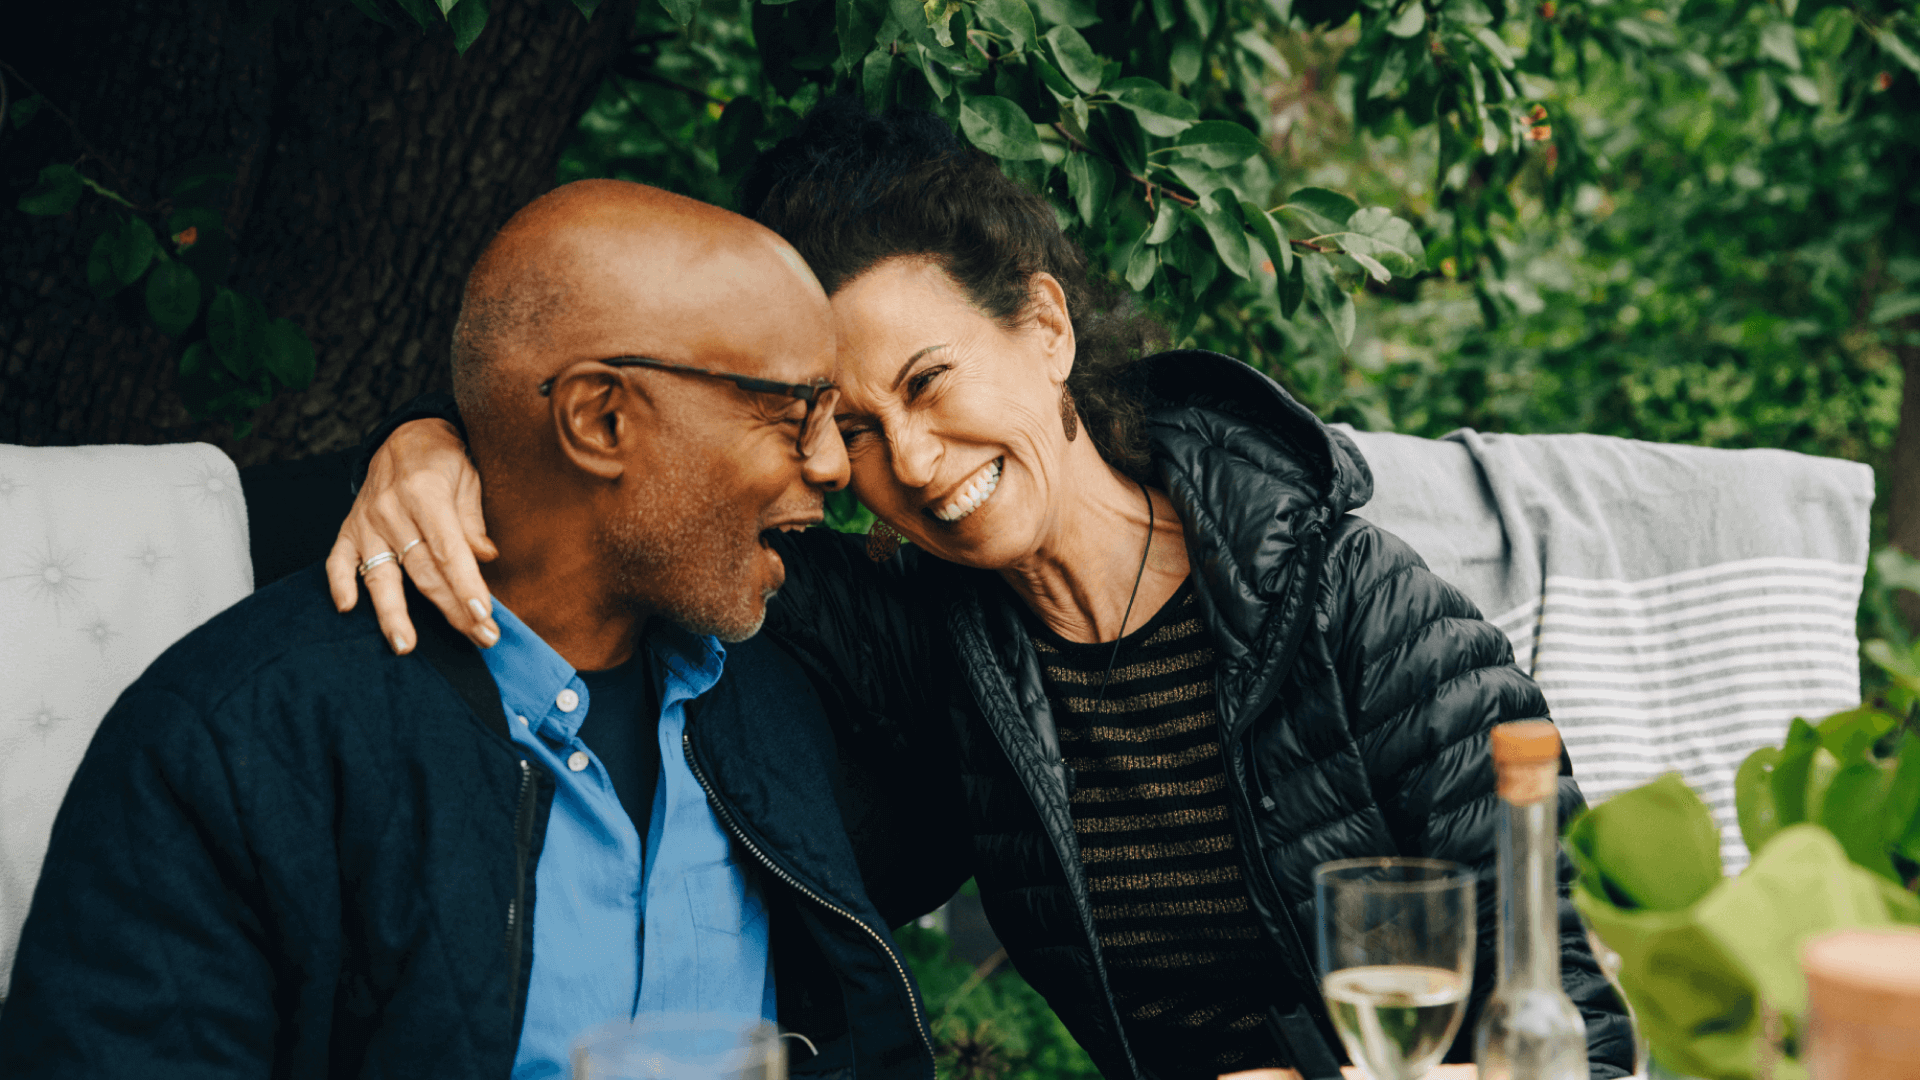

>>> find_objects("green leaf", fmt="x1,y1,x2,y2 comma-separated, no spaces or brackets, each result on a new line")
1173,121,1263,168
87,233,120,298
1385,0,1425,36
144,258,203,337
658,0,697,29
1815,705,1898,764
17,164,84,216
1124,231,1159,291
180,341,213,380
1758,20,1801,71
207,288,270,378
114,218,159,286
1870,293,1920,325
975,0,1035,51
1735,746,1783,855
8,94,47,130
1563,772,1724,911
389,0,438,29
1278,252,1305,319
1782,73,1820,106
839,0,883,71
1368,43,1411,99
1470,25,1515,69
571,0,604,17
1045,26,1104,95
1145,199,1181,244
1280,186,1360,237
448,0,488,50
924,0,959,47
1195,195,1250,279
1033,0,1099,26
265,318,317,390
1820,760,1898,879
1878,25,1920,75
1240,200,1291,275
1032,56,1077,99
1063,153,1114,227
1107,77,1197,137
917,44,954,99
1441,0,1491,25
1302,254,1355,350
959,96,1043,160
1335,206,1427,278
862,48,896,110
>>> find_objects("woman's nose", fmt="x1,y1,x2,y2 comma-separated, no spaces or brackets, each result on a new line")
887,419,942,490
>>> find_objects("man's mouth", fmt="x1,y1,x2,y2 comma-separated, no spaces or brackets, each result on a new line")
757,520,817,548
931,457,1004,523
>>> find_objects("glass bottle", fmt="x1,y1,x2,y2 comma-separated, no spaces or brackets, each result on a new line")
1474,720,1587,1080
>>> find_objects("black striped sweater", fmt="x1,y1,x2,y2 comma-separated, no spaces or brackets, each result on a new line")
1023,579,1282,1078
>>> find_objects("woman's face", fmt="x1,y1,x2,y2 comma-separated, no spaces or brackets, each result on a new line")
829,258,1077,569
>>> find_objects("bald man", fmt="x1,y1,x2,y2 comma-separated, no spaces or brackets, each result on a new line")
0,182,954,1080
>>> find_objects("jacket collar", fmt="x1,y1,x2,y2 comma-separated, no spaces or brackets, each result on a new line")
1140,350,1372,736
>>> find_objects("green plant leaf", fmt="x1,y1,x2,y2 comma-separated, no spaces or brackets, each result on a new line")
1045,26,1104,95
1278,251,1305,319
1820,760,1899,880
112,218,160,288
1334,206,1427,279
1470,25,1516,69
1759,20,1802,71
571,0,604,17
1173,121,1262,168
658,0,697,28
1367,42,1412,99
1033,0,1098,27
180,341,213,380
207,288,270,378
86,233,120,298
959,95,1043,160
1769,717,1824,827
448,0,487,39
1735,745,1783,855
265,318,317,390
1124,230,1158,291
1815,705,1898,764
1870,292,1920,325
1240,199,1291,275
145,258,203,337
1877,25,1920,75
975,0,1035,51
1145,199,1181,245
1563,772,1723,911
1063,152,1114,227
17,164,84,216
1107,77,1197,137
917,44,954,99
1280,186,1360,237
1302,254,1355,350
8,94,47,130
1195,195,1250,279
1385,0,1425,36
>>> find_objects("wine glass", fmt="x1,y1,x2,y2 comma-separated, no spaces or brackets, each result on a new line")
1314,858,1477,1080
571,1013,786,1080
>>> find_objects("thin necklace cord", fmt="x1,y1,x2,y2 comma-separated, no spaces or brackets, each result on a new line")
1095,481,1155,708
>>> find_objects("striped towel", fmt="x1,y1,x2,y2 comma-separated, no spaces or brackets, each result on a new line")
1334,426,1872,872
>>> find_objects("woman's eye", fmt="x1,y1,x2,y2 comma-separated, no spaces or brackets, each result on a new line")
906,366,946,399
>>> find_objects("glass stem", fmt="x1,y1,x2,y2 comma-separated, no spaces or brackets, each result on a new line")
1498,793,1559,991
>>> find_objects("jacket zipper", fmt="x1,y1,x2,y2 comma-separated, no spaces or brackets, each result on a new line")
682,732,937,1074
506,758,535,1020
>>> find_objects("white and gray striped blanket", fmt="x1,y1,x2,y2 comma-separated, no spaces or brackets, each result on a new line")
1336,427,1873,872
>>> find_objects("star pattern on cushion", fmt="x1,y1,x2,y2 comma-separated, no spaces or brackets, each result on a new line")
6,543,94,624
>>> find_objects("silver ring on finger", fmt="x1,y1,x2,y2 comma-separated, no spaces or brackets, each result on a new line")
400,538,424,559
358,551,397,576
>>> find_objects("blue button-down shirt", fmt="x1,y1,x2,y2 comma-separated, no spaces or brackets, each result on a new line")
481,602,775,1079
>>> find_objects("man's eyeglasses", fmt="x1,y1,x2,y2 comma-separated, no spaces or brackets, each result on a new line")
541,355,843,460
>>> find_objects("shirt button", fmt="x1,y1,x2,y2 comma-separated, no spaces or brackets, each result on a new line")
517,715,530,727
568,750,590,772
556,689,579,712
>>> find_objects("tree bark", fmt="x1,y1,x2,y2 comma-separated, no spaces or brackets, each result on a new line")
1889,320,1920,629
1,0,637,465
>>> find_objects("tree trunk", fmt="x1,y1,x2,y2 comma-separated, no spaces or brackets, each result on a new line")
1,0,637,465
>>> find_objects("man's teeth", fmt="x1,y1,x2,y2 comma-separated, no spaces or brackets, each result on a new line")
934,459,1003,522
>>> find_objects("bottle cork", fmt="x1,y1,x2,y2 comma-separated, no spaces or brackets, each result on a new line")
1491,721,1561,805
1803,928,1920,1079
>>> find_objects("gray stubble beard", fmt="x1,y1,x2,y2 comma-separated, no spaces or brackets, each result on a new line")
596,467,772,644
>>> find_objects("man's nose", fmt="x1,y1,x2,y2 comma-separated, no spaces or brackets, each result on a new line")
802,422,850,492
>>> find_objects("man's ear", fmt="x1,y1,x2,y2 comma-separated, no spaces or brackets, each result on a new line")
1028,272,1077,383
548,365,641,481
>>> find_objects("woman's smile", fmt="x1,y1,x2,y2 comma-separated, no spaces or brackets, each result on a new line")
931,457,1004,523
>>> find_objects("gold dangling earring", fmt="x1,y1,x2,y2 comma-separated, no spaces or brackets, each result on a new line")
1060,385,1079,442
865,518,904,562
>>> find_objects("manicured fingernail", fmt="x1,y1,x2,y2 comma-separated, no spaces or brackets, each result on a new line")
477,622,499,647
468,598,490,622
392,634,411,653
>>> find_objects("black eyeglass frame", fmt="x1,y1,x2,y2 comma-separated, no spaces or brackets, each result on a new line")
540,355,842,458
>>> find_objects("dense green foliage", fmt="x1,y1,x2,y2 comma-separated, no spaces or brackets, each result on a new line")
896,919,1103,1079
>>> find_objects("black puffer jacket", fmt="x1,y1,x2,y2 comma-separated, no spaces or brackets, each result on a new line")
765,351,1634,1080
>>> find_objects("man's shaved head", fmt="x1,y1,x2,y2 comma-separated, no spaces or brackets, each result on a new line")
445,179,842,647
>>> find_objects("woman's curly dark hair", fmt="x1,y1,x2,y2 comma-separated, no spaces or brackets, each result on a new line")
741,96,1167,482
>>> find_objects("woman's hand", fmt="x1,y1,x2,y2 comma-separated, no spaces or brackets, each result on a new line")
326,418,501,653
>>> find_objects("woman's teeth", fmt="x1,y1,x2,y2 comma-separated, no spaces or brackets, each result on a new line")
934,458,1003,522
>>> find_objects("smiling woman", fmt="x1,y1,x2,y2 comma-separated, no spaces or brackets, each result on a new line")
330,98,1636,1080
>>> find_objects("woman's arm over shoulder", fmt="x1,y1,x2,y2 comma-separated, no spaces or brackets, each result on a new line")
1318,514,1635,1079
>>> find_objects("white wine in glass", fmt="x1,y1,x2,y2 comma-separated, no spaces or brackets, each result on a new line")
1314,858,1476,1080
571,1013,785,1080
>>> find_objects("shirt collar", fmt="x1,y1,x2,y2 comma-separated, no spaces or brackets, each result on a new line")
479,601,727,741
